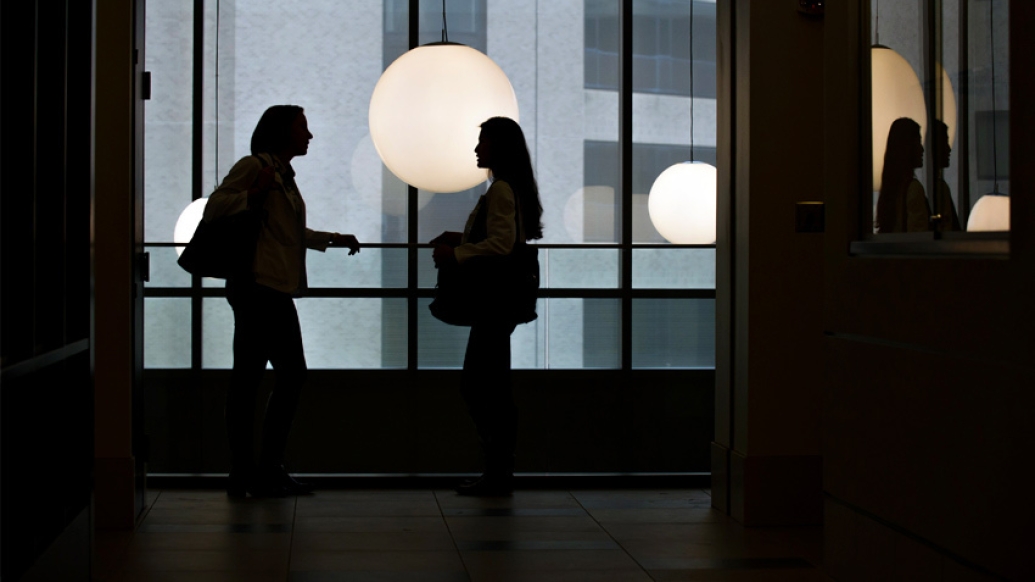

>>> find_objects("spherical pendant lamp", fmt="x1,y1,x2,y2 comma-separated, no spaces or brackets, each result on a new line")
174,198,208,256
368,43,519,193
967,194,1010,232
647,161,717,244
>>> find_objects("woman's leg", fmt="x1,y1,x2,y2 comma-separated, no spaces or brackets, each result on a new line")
459,320,517,495
225,282,269,494
259,290,307,469
255,288,312,494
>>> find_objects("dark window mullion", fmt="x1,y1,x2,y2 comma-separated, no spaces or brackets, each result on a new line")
620,0,634,371
407,0,419,371
191,0,204,371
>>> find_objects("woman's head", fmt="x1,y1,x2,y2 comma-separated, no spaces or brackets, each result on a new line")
876,117,923,233
251,105,310,157
476,117,530,177
883,117,923,177
476,117,543,240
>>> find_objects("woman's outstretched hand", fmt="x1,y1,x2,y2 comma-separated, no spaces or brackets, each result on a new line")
330,233,361,255
430,231,462,247
433,244,457,268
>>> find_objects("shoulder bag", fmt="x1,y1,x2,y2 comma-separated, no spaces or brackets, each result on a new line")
177,156,270,279
429,194,539,326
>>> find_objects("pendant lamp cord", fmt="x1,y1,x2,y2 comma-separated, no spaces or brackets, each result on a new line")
689,1,695,162
875,0,879,45
441,0,449,42
214,0,221,186
989,0,999,194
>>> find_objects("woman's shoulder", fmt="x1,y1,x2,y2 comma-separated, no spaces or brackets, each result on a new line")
486,179,515,199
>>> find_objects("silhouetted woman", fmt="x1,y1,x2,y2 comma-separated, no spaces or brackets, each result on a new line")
932,120,961,232
431,116,544,496
205,105,360,497
876,117,931,233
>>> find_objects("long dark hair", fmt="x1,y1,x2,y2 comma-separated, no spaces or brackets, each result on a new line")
480,117,544,240
876,117,921,233
250,105,304,155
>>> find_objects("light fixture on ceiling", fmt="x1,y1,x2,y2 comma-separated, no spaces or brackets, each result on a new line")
647,1,717,245
368,1,519,194
967,0,1008,232
870,0,957,191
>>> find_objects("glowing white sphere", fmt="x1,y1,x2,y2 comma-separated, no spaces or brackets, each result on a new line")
174,198,208,256
647,161,717,244
871,46,958,191
369,43,519,193
967,194,1010,232
872,46,927,191
350,133,434,216
936,64,958,146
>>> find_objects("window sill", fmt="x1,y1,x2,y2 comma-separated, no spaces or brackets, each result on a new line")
849,232,1009,257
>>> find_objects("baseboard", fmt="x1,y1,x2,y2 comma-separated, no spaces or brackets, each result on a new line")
147,472,711,490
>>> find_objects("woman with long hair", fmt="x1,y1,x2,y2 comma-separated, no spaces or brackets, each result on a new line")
205,105,360,497
431,116,543,496
876,117,931,233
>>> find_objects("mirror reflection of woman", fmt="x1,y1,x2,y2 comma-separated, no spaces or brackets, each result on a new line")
876,117,932,233
431,117,544,496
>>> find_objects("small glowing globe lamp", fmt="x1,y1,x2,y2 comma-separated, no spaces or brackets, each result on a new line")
966,194,1010,232
871,46,958,191
369,43,519,193
647,161,717,244
174,198,208,256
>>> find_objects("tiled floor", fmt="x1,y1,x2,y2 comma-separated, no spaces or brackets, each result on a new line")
94,487,828,581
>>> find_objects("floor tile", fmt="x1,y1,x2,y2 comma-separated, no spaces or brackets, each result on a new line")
102,488,833,582
460,549,645,575
587,507,728,524
293,516,449,533
289,550,466,572
444,515,607,539
121,548,290,572
291,531,457,552
435,490,580,510
128,531,292,552
289,572,471,582
571,488,712,509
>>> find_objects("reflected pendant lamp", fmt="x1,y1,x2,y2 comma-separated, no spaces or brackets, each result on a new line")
966,194,1009,231
648,162,717,244
368,42,519,193
174,198,208,256
966,0,1007,233
647,3,716,245
871,45,958,191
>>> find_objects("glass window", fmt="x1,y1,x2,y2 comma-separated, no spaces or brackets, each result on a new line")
631,299,715,368
144,0,716,372
868,0,1010,236
145,298,191,369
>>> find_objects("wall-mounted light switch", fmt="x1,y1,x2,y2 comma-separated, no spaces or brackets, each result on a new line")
796,201,825,233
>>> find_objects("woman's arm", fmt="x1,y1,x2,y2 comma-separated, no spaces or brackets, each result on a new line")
304,229,361,255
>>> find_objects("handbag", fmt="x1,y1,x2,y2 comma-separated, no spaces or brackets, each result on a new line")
177,156,269,279
429,194,539,326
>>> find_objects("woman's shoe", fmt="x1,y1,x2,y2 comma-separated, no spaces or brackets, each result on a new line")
455,473,513,497
226,466,255,498
226,466,292,498
258,464,314,496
